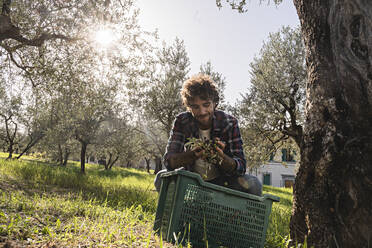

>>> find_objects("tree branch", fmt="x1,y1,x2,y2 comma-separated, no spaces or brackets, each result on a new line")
1,0,11,15
133,127,164,155
1,13,78,45
16,132,45,159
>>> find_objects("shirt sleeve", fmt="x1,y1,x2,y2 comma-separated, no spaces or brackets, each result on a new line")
162,115,186,171
227,118,247,176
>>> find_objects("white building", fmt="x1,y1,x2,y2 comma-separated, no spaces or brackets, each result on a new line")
249,148,298,188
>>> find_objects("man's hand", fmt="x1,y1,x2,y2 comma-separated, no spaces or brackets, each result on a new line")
185,137,224,165
168,150,198,169
214,137,236,173
214,137,226,158
192,146,206,160
192,138,226,163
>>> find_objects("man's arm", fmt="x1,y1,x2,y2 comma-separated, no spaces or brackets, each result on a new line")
219,152,237,173
167,151,196,169
168,147,205,169
214,138,237,173
167,146,207,169
163,113,199,170
215,117,246,176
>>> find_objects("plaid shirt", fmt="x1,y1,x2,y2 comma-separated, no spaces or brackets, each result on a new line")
163,110,246,176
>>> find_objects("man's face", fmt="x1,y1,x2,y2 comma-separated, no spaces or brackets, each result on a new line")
188,96,215,129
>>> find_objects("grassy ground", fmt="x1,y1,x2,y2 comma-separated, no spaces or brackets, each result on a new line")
0,153,292,247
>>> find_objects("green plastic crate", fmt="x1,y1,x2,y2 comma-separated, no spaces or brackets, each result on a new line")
153,170,280,248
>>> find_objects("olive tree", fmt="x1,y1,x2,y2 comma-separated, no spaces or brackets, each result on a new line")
128,37,190,173
237,26,305,169
199,61,228,110
220,0,372,246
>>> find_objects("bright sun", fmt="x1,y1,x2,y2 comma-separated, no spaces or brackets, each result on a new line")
94,28,115,47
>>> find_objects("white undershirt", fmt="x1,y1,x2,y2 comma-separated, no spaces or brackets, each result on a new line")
193,129,220,181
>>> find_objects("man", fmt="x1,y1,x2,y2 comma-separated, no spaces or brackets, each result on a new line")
154,74,262,196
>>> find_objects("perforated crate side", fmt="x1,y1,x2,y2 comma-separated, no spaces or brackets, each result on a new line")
154,170,279,248
179,183,269,247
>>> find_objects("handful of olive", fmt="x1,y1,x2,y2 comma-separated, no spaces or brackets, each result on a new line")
185,137,223,165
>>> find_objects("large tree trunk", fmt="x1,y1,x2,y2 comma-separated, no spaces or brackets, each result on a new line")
290,1,372,247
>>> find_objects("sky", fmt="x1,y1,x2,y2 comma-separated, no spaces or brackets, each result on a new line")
136,0,300,105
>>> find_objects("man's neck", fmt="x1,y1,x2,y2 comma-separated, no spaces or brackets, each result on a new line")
198,121,212,130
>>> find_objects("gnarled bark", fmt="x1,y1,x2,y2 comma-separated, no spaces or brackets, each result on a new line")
290,0,372,247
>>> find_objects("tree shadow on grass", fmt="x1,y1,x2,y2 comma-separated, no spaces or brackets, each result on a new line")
263,185,293,195
1,159,158,213
1,173,158,213
263,186,293,208
95,168,151,180
3,157,153,180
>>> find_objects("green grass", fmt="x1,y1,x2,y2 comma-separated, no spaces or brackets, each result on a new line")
0,156,157,212
263,186,292,247
0,152,43,161
0,189,157,247
0,155,292,247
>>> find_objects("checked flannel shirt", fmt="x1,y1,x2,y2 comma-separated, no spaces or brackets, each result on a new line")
163,110,246,176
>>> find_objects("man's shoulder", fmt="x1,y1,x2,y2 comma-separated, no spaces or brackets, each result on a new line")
175,111,193,124
214,110,238,124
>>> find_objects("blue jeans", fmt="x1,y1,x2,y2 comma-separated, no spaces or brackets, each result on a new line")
154,168,262,196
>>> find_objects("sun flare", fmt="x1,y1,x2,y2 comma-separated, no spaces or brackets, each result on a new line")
94,28,115,47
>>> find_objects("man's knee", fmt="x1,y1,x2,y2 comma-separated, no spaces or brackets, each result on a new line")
237,174,262,196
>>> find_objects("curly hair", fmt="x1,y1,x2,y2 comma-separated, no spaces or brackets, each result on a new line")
181,74,220,107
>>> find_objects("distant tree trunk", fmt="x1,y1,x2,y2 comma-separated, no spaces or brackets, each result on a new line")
57,144,63,165
62,147,69,167
80,142,88,173
154,156,162,174
4,117,17,160
108,156,119,169
126,161,132,168
16,133,44,159
104,154,110,170
105,153,119,170
7,144,13,159
105,153,112,170
145,157,151,173
290,1,372,247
